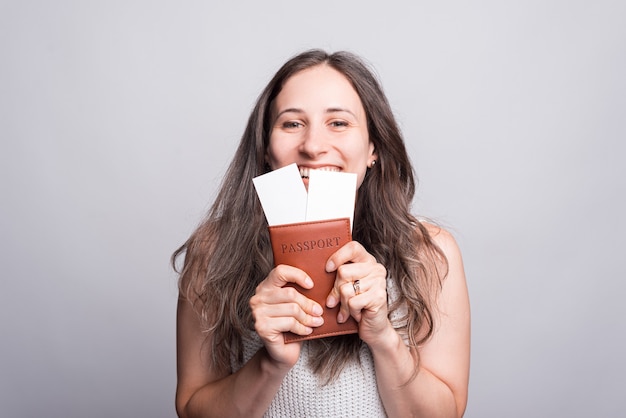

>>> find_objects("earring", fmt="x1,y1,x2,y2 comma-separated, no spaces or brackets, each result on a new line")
369,160,377,168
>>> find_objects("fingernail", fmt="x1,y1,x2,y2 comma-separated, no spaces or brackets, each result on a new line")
304,276,314,288
326,295,337,307
312,304,323,316
312,316,324,326
326,260,335,272
337,312,345,323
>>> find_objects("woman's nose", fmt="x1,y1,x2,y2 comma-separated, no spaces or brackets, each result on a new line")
298,125,328,158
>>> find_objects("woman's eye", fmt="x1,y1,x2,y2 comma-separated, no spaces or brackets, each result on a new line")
282,121,303,129
330,120,349,128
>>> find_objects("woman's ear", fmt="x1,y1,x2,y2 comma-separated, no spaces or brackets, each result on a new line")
368,145,378,168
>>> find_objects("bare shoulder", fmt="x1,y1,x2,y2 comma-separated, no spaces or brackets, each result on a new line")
419,221,463,262
418,221,467,309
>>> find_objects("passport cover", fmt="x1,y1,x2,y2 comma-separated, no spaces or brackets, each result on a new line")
268,218,359,343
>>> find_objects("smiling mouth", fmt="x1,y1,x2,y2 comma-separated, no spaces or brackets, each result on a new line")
299,166,340,179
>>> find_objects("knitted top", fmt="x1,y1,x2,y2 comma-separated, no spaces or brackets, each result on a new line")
231,278,407,417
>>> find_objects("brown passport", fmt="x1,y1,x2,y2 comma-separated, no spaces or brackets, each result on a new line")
268,218,359,343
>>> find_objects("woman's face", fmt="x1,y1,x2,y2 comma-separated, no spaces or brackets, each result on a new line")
266,64,376,190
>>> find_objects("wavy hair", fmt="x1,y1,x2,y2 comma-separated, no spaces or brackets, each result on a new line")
172,49,447,382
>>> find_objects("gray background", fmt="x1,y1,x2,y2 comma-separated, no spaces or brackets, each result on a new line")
1,1,624,417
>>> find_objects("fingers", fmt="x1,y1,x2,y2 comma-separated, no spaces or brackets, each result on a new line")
335,263,387,323
263,264,314,290
325,241,388,325
250,265,324,339
325,241,376,307
253,297,324,337
325,241,377,272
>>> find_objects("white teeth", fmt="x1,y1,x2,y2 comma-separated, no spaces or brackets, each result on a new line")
299,166,340,178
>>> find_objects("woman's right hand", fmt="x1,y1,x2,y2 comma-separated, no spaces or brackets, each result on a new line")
249,265,325,368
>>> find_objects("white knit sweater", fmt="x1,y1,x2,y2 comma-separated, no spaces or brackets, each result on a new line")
233,333,386,417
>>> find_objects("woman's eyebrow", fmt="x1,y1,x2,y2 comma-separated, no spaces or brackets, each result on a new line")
274,108,304,119
274,107,357,119
325,107,357,117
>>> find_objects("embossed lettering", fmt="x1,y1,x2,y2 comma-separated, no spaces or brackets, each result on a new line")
280,236,342,253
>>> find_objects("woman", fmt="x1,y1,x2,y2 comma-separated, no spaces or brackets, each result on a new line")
174,49,470,417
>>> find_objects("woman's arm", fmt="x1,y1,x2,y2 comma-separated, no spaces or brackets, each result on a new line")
326,224,470,417
175,296,287,418
175,265,324,418
370,226,470,417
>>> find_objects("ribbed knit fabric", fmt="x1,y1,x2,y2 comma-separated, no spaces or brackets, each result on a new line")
231,278,408,417
235,334,386,417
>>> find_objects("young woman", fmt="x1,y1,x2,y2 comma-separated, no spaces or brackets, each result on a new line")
173,49,470,417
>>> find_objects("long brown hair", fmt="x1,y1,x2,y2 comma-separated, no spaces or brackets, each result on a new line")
172,49,447,381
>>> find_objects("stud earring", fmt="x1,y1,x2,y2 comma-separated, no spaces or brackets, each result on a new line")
369,160,377,168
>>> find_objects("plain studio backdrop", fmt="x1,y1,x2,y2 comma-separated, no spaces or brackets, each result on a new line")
1,1,624,417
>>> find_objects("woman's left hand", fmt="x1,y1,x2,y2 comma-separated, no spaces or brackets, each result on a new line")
325,241,389,343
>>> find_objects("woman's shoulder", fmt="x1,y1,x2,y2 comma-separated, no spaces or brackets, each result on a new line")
417,220,463,261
